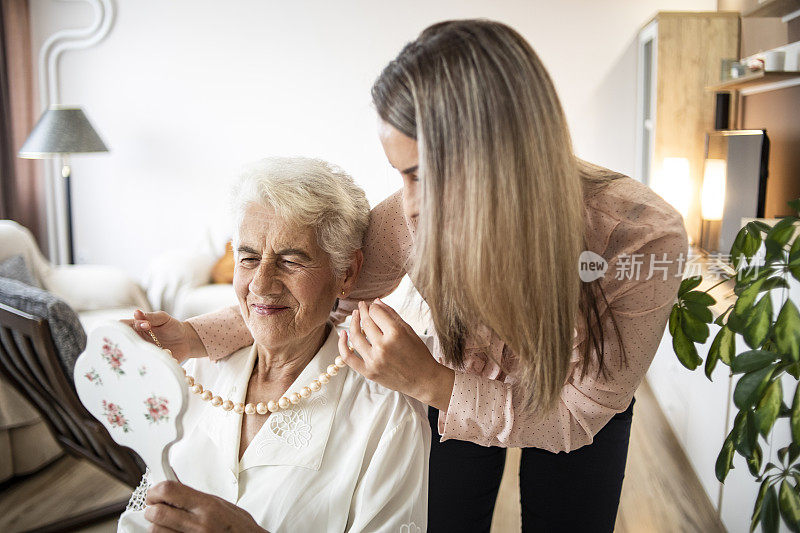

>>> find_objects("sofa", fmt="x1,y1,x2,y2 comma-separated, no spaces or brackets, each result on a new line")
143,228,238,320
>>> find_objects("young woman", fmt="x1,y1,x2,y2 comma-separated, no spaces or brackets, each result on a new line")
132,19,687,532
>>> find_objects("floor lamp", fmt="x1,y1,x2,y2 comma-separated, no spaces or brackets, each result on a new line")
18,106,108,264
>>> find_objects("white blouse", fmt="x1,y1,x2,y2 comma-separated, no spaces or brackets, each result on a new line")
118,326,430,533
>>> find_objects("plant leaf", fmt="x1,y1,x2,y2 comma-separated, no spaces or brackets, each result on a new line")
747,222,765,240
737,266,775,291
735,277,767,319
731,227,748,270
672,325,702,370
668,306,679,336
793,383,800,446
728,310,747,334
787,236,800,280
719,326,736,366
748,443,763,476
682,290,716,307
749,220,774,235
761,276,790,293
765,217,798,263
706,336,720,379
681,307,710,343
732,350,778,374
736,410,759,457
780,446,791,465
716,434,736,482
715,305,733,326
791,230,800,257
775,300,800,362
685,301,714,323
743,294,773,349
763,484,780,533
766,217,798,248
706,326,735,377
752,478,772,532
791,443,800,465
732,225,764,265
756,379,782,436
789,198,800,215
734,365,776,410
744,230,763,258
779,480,800,532
678,276,702,297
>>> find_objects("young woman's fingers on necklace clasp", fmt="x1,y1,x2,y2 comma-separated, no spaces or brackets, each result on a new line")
338,300,388,377
357,300,384,344
337,298,410,378
366,298,405,335
337,329,366,375
336,307,373,377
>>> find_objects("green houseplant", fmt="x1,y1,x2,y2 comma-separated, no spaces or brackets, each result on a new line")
669,199,800,532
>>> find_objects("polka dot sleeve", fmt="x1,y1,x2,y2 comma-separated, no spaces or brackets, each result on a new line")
186,304,252,361
330,189,412,324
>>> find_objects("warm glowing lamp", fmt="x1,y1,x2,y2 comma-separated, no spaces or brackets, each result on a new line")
655,157,691,219
701,159,727,221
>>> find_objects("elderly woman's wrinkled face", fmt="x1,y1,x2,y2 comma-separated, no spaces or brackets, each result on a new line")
234,202,339,350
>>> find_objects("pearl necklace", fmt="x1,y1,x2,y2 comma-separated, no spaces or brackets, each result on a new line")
147,330,346,416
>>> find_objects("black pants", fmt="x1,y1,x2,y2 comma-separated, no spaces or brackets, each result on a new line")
427,398,635,533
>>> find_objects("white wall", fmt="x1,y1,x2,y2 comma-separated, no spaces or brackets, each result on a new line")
28,0,716,279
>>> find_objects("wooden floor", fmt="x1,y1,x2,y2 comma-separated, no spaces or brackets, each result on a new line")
490,380,725,532
0,379,724,532
0,454,130,532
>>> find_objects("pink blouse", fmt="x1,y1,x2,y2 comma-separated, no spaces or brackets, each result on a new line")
187,175,688,453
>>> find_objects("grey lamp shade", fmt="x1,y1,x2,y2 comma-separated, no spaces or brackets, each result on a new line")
18,107,108,158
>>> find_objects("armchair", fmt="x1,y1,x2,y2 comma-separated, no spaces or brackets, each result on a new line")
0,220,152,331
0,288,145,530
0,220,152,520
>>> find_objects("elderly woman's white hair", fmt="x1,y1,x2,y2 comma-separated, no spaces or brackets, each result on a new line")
230,157,370,275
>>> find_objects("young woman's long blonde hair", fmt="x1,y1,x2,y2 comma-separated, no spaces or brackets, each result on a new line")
372,19,623,414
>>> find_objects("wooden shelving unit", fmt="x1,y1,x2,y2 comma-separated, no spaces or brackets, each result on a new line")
707,70,800,91
743,0,800,18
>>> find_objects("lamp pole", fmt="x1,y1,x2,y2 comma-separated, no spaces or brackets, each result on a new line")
61,155,75,264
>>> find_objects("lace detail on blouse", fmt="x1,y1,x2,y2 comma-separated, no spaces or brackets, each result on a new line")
125,468,151,512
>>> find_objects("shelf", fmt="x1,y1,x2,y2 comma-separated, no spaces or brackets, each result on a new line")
743,0,800,18
706,70,800,91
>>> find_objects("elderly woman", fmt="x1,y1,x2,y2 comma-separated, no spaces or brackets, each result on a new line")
119,157,430,532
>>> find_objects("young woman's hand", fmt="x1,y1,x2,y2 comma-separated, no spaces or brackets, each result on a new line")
144,480,265,532
120,309,207,363
337,298,455,411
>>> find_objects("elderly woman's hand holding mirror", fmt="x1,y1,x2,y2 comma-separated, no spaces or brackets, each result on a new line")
143,480,263,532
122,309,207,363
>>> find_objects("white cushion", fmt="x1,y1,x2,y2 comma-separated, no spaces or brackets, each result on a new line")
173,284,239,321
